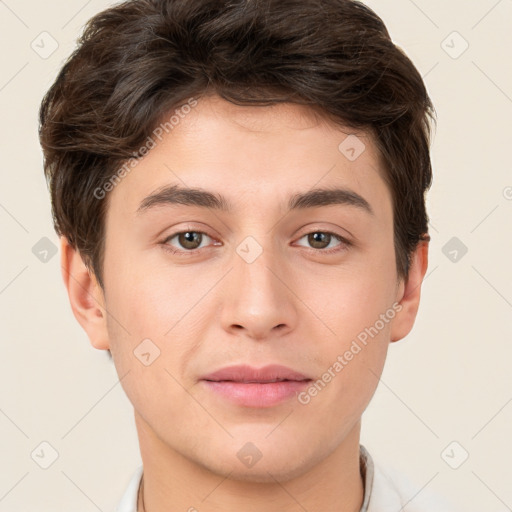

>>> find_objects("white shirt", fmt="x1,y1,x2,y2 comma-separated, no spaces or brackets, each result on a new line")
115,445,456,512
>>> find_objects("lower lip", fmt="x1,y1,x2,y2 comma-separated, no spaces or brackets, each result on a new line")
202,380,311,408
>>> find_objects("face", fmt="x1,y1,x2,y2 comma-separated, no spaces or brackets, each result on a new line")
90,94,409,482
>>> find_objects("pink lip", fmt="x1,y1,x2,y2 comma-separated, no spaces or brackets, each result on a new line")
200,364,312,408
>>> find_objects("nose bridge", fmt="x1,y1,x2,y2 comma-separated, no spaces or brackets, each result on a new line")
220,233,297,338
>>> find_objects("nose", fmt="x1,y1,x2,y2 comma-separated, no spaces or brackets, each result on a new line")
219,238,298,341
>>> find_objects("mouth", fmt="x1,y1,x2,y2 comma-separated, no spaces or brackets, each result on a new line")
204,378,311,383
200,364,313,408
201,363,311,383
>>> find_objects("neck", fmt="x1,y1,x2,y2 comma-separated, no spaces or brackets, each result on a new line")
135,411,364,512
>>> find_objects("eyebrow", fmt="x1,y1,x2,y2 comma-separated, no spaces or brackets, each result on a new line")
136,184,374,216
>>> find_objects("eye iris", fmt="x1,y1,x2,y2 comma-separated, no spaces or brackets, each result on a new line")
308,232,331,249
179,231,202,249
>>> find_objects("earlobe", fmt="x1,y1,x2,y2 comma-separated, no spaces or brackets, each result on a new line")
389,239,429,343
60,236,110,351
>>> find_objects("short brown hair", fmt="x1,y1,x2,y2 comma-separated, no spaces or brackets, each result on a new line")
39,0,435,290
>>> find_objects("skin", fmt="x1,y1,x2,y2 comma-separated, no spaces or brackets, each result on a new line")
61,94,428,512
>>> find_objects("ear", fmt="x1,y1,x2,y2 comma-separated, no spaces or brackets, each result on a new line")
389,239,429,343
60,236,110,351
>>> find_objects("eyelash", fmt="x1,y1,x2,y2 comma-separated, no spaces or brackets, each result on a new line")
160,229,352,256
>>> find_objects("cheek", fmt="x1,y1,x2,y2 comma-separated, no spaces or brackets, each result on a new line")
318,262,397,341
306,263,395,401
102,245,179,331
102,254,207,386
301,298,390,434
103,282,193,427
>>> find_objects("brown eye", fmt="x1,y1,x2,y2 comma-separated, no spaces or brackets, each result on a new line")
307,232,332,249
177,231,202,249
295,231,350,254
163,231,213,252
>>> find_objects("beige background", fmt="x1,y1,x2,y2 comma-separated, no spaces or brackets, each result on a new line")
1,0,511,510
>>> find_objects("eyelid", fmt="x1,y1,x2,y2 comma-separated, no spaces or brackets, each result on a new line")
161,228,219,254
293,229,352,253
296,223,349,235
162,229,214,243
294,224,353,245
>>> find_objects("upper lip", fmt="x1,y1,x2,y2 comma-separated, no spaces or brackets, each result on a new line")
201,364,312,383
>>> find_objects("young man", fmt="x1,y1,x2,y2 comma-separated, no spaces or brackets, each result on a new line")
39,0,454,510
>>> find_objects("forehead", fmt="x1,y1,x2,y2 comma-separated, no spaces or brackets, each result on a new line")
106,94,391,221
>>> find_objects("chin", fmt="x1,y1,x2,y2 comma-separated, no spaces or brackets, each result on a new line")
221,462,312,484
198,444,319,484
